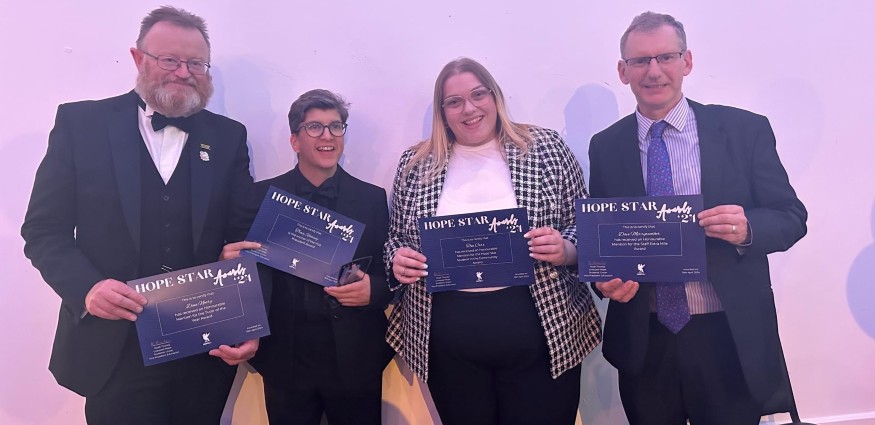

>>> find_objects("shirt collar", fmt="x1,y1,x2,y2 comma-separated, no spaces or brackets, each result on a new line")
290,166,341,200
635,96,690,142
137,96,158,118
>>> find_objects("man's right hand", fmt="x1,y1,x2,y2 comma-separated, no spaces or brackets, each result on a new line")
85,279,148,321
595,278,640,303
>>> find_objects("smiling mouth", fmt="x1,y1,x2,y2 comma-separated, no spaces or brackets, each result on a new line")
317,146,335,152
462,116,483,126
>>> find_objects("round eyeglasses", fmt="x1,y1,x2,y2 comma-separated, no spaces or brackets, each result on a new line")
141,50,211,75
441,87,494,112
296,121,348,137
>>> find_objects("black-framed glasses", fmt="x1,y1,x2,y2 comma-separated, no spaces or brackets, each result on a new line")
141,50,211,75
296,121,348,137
622,51,685,68
441,87,494,112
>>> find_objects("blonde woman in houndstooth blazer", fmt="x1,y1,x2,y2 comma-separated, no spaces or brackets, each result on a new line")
384,57,602,425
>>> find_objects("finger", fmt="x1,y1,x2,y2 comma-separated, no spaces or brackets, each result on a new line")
209,347,243,365
528,243,561,254
595,278,621,291
113,283,148,306
399,256,428,271
96,303,138,321
397,247,427,263
325,283,357,295
523,227,555,239
608,280,638,302
527,235,559,247
697,205,742,220
237,241,262,250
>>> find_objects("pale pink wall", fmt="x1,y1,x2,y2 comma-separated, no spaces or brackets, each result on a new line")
1,1,873,424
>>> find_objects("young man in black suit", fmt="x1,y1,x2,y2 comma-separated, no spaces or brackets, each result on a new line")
21,6,258,425
225,89,393,425
588,11,808,425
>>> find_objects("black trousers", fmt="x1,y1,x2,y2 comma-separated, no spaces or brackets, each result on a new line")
619,313,760,425
428,286,581,425
262,319,382,425
84,327,236,425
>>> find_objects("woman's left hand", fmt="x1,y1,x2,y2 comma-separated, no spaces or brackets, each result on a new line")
525,227,576,266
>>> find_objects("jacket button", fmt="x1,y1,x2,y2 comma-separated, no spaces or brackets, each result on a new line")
549,271,559,279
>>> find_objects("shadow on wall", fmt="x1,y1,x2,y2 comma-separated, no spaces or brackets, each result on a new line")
847,198,875,340
752,79,822,180
209,59,291,181
562,84,620,186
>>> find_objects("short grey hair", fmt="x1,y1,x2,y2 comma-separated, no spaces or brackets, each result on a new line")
620,11,687,57
288,89,351,134
136,6,210,50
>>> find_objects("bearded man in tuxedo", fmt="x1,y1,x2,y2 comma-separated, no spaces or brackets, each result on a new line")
22,6,258,424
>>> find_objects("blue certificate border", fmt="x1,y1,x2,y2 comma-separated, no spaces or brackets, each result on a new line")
418,207,534,292
576,195,707,282
242,186,364,286
128,257,270,366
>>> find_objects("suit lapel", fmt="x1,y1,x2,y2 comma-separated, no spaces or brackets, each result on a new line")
333,167,358,218
107,91,143,252
187,115,214,252
614,115,647,196
689,101,727,208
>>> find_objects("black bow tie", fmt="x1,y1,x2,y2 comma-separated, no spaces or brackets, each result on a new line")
151,112,194,133
299,178,338,201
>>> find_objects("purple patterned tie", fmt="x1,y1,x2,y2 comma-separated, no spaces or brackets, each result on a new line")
647,121,690,333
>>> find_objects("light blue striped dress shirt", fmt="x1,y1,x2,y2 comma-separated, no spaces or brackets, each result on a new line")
637,97,723,314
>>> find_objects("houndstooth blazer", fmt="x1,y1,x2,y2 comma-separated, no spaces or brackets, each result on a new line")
384,125,603,382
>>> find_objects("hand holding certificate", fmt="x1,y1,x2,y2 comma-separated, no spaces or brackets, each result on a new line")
576,195,707,282
127,257,270,366
418,208,535,292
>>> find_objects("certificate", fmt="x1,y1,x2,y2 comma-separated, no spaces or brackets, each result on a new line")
418,207,534,292
576,195,707,282
127,257,270,366
242,186,364,286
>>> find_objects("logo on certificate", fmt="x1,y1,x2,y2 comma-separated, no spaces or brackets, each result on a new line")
202,332,212,345
291,258,300,269
475,271,484,283
637,264,646,276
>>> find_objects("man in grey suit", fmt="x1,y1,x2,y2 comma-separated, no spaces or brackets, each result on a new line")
22,6,258,424
589,11,807,425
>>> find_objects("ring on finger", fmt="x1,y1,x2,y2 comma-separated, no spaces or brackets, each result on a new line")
731,224,737,234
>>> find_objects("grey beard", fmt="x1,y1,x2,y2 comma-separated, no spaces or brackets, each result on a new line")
135,74,213,118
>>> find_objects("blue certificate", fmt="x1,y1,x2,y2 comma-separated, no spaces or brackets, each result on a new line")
418,208,534,292
576,195,707,282
242,186,364,286
127,257,270,366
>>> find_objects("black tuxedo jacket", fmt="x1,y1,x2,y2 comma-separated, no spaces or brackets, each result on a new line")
21,90,254,396
588,100,807,408
248,166,393,388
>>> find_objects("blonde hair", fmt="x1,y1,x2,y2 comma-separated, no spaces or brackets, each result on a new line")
403,57,531,181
